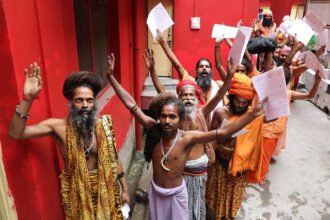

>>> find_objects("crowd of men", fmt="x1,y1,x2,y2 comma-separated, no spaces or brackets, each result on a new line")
9,8,326,220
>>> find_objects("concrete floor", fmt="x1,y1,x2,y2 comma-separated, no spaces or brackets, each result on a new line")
237,100,330,220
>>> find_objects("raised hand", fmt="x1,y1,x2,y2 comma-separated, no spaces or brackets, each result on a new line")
252,19,260,32
156,29,165,43
215,36,224,45
251,96,267,117
143,49,155,71
106,53,115,80
237,19,243,28
23,62,42,100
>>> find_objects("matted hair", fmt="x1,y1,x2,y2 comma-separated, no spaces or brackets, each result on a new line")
144,92,184,163
148,92,185,120
62,71,102,100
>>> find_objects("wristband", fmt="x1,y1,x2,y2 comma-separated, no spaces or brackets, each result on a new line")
23,95,35,101
117,171,125,179
15,105,29,120
129,104,138,114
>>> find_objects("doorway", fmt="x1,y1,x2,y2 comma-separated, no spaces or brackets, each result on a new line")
148,0,174,77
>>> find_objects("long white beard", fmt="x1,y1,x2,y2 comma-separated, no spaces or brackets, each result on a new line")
184,107,196,121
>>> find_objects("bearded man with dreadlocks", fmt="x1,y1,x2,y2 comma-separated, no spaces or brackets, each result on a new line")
9,63,128,219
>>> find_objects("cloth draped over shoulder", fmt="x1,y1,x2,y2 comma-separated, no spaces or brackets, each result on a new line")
61,115,122,220
228,112,263,181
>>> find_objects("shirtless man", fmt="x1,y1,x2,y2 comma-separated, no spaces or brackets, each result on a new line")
144,49,236,219
8,64,128,219
206,74,265,220
107,53,263,220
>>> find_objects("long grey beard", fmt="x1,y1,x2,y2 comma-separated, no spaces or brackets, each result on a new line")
184,106,196,121
69,103,97,142
183,99,198,121
195,73,212,92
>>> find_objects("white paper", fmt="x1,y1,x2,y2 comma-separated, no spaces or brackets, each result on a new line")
287,19,314,46
147,3,174,39
252,66,290,121
228,26,252,65
302,10,325,34
278,20,291,33
211,24,238,39
220,119,249,138
316,29,328,54
121,203,130,219
298,51,325,78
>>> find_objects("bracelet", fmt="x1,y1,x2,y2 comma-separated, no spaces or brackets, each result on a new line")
129,104,138,114
23,95,35,102
15,105,29,120
117,171,125,179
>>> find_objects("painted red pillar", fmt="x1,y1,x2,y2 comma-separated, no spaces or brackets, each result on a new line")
132,0,147,151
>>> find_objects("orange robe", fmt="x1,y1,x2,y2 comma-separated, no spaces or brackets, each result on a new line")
248,91,292,183
247,117,286,183
206,112,264,219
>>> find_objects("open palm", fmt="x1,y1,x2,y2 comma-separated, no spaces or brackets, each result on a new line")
24,63,42,99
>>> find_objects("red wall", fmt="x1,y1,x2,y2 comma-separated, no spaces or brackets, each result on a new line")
271,0,294,25
172,0,259,80
0,0,79,219
103,0,147,150
0,0,147,218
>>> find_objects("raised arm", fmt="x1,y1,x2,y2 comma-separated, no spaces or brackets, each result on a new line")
156,29,187,80
8,63,57,139
107,54,157,129
188,102,264,145
315,45,326,58
143,49,165,93
283,38,304,68
201,59,236,116
263,51,274,72
291,70,321,100
214,37,228,81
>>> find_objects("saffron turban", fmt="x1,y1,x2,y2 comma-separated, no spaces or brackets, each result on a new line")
229,74,255,100
176,80,205,105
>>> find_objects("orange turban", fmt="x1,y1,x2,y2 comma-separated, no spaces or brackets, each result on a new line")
229,74,255,100
176,80,205,105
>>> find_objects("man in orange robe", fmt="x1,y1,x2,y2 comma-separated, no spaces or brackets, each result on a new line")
206,74,264,220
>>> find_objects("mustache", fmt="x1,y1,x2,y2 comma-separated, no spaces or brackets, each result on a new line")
199,70,211,76
69,102,97,139
183,100,196,105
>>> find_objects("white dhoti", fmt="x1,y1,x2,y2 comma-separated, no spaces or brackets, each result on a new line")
184,154,209,220
149,179,188,220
